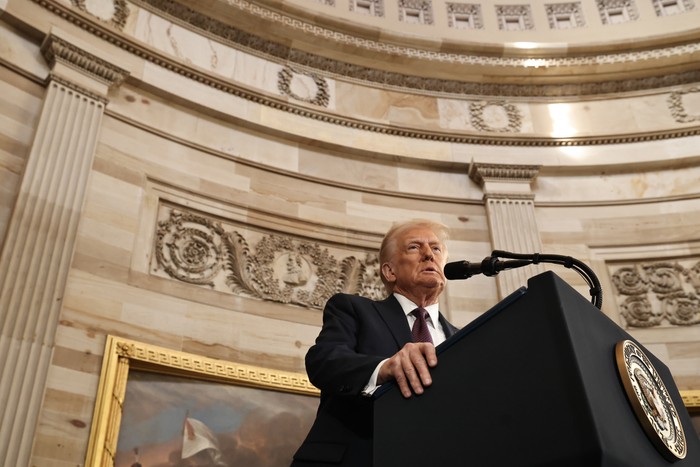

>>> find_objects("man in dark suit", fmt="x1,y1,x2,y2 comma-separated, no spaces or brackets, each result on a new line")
292,220,459,466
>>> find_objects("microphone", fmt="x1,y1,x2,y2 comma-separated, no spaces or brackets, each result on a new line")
444,257,533,280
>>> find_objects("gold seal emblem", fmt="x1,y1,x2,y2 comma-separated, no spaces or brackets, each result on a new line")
615,339,686,460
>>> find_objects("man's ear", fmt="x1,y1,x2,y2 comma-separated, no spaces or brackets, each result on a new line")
381,263,396,283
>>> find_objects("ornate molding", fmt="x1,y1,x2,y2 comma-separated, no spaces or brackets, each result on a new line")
611,260,700,328
40,34,129,87
154,208,384,309
30,0,700,145
131,0,700,98
468,162,541,186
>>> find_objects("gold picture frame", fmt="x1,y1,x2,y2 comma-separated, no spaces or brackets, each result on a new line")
85,335,319,467
684,390,700,413
85,335,700,466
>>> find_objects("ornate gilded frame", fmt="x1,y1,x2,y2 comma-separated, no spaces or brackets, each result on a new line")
85,335,318,466
85,335,699,466
684,390,700,413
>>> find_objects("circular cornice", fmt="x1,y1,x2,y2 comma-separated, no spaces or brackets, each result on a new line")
132,0,700,97
25,0,700,149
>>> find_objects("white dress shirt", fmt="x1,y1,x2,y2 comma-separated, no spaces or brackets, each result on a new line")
362,293,446,395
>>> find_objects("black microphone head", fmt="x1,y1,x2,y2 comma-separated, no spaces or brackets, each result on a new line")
444,260,477,280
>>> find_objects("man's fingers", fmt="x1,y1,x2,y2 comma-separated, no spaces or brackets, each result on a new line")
379,343,439,398
420,343,438,367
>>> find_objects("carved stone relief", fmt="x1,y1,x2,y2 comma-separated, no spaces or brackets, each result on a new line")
350,0,385,17
153,207,384,309
398,0,434,24
596,0,639,25
545,2,586,29
495,4,534,31
278,66,330,107
45,0,700,100
651,0,695,16
446,3,483,29
610,260,700,327
71,0,130,30
469,101,523,133
668,87,700,123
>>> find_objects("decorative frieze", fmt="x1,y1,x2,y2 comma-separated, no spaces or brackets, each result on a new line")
611,260,700,327
125,0,700,98
154,208,384,309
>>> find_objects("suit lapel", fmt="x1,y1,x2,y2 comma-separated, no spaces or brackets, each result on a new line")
374,295,412,349
375,295,458,345
438,313,458,338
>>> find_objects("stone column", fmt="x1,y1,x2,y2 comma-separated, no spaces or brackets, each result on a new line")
469,162,545,298
0,33,127,466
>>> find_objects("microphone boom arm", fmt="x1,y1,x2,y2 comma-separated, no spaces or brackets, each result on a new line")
490,250,603,310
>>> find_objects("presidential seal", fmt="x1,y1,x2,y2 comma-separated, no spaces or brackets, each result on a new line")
615,339,686,460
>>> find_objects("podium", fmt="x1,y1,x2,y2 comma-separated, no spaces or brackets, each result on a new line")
374,271,700,466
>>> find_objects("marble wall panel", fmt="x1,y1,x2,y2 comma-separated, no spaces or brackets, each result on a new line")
3,6,700,465
535,167,700,203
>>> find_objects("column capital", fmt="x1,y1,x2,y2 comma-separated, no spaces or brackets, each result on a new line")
40,32,129,98
468,162,541,185
468,162,541,199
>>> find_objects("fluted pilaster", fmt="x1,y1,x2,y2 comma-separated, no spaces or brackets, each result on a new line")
0,32,127,466
469,162,545,297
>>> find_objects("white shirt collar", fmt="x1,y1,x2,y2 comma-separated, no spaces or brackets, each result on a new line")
393,293,440,325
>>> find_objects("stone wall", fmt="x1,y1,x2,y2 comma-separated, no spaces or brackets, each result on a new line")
0,0,698,465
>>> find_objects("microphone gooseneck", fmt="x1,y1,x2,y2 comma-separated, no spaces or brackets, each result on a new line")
443,251,603,310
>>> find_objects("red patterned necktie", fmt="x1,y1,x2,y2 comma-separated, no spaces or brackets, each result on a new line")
411,307,433,344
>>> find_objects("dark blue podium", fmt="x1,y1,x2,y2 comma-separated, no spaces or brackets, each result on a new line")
374,271,699,466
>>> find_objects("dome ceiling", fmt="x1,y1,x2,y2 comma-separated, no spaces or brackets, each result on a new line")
143,0,700,96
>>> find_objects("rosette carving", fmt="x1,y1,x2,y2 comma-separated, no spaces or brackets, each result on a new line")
643,262,684,295
611,260,700,328
682,261,700,292
153,207,383,309
611,267,649,295
620,295,662,327
156,210,224,286
661,292,700,326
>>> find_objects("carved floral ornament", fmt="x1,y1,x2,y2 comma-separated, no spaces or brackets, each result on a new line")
154,208,385,309
469,101,523,133
70,0,130,30
278,66,330,108
610,261,700,328
667,87,700,123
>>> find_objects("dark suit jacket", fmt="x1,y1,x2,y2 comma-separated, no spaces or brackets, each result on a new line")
291,293,458,466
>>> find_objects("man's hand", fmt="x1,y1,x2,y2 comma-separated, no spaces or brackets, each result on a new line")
377,342,437,398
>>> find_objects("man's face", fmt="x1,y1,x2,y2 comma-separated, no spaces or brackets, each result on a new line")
382,227,447,296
